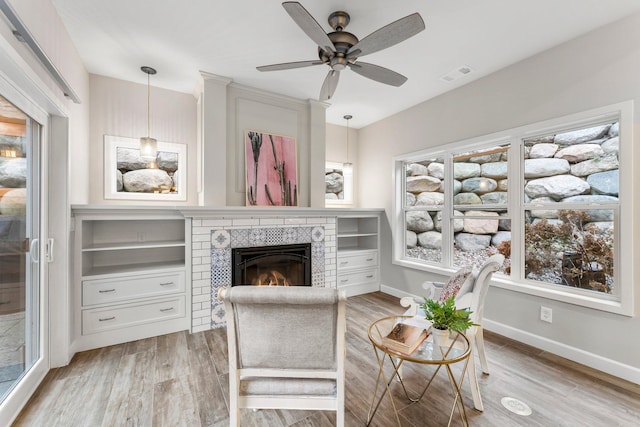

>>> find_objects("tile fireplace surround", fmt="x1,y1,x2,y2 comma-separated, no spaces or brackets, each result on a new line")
186,212,337,332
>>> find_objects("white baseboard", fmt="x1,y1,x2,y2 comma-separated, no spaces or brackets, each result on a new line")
484,319,640,385
381,284,419,301
339,282,380,297
380,284,640,385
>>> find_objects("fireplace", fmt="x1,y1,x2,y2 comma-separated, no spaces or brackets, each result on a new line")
232,243,312,286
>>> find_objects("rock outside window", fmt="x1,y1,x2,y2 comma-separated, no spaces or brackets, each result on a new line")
393,101,631,315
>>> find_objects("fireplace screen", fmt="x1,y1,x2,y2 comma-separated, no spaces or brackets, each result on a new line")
232,243,311,286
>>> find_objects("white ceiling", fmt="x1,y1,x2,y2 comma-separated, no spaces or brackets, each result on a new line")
52,0,640,129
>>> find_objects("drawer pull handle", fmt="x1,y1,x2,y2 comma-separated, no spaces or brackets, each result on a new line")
366,275,374,279
340,261,348,265
160,307,175,313
366,258,374,261
99,316,116,322
98,289,116,293
0,301,10,305
340,279,349,283
159,282,174,286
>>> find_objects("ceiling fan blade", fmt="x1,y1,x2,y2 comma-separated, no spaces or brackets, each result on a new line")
257,60,324,72
319,70,340,100
349,62,407,87
283,2,336,52
347,13,425,57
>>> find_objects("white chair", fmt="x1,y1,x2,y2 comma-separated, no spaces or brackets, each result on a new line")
400,254,505,411
219,286,347,426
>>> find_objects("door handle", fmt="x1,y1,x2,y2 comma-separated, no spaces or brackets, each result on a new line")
29,238,39,263
45,238,54,263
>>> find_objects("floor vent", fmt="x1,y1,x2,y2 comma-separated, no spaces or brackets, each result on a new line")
501,397,533,416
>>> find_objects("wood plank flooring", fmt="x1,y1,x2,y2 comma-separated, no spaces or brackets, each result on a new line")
13,292,640,426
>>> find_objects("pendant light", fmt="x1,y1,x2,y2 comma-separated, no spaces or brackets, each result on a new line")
140,66,157,161
343,114,353,173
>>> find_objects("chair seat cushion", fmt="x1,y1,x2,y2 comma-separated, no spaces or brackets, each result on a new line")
240,377,337,396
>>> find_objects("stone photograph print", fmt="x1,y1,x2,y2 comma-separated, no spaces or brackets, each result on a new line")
104,135,186,200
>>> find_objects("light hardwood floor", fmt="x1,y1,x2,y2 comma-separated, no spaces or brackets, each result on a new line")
13,292,640,426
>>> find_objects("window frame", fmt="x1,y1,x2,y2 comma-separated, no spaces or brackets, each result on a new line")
393,101,634,316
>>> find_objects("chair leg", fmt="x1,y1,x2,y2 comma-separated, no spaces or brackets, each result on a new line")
476,326,490,374
229,408,240,427
336,407,345,427
229,383,240,426
466,335,484,412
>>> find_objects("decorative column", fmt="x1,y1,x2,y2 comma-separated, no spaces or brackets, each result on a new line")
308,99,330,208
198,72,232,205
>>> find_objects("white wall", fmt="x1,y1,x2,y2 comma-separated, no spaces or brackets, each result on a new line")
89,74,198,205
198,78,327,207
326,123,357,165
359,12,640,379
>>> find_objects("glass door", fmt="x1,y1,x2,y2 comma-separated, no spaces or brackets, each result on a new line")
0,94,40,403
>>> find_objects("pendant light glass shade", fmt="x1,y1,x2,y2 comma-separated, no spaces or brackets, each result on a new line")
140,66,157,161
343,114,353,171
139,136,157,161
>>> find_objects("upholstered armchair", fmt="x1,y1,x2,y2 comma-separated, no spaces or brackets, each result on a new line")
400,254,505,411
219,286,347,426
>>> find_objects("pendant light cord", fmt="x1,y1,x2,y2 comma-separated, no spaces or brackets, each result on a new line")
147,71,150,138
344,114,352,164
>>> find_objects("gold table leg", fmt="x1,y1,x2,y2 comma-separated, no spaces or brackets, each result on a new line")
367,346,404,426
366,344,471,427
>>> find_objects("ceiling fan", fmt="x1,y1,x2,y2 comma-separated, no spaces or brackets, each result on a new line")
257,1,425,101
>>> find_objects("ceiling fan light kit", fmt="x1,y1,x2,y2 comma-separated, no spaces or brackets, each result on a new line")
257,1,425,101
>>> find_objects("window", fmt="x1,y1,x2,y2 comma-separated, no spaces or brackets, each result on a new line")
394,102,633,315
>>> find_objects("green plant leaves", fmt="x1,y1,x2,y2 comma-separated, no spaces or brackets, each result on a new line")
420,295,476,332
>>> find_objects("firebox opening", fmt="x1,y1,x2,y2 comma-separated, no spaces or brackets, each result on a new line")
232,243,312,286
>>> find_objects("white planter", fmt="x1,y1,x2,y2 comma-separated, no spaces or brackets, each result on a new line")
431,327,451,353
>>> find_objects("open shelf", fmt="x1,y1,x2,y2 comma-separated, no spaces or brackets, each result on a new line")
82,240,186,252
337,216,379,252
82,260,185,280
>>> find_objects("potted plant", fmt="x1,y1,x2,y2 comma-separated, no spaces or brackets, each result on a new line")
420,296,476,349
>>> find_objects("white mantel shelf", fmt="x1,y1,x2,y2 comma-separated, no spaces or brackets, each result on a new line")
71,205,384,218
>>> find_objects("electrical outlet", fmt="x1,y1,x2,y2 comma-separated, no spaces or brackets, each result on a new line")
540,306,552,323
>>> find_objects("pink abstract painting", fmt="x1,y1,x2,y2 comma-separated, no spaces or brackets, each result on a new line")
245,131,298,206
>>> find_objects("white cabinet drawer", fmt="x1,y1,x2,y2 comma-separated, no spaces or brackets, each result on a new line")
337,269,378,287
82,271,185,306
82,296,185,335
337,251,378,270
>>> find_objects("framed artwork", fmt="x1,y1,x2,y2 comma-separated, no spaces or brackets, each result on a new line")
245,130,298,206
104,135,187,200
325,161,353,205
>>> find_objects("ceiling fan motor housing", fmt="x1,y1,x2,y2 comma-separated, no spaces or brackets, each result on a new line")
319,11,359,71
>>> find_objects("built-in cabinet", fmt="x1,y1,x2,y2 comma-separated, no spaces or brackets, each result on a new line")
72,208,189,352
336,215,380,296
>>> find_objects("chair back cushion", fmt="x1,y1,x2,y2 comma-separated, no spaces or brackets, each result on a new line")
438,266,476,302
226,286,340,370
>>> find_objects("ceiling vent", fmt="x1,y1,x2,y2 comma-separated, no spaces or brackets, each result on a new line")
439,65,474,83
